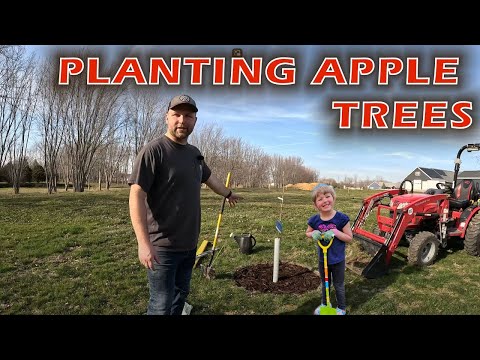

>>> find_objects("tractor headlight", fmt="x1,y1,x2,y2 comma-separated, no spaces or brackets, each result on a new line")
397,202,409,209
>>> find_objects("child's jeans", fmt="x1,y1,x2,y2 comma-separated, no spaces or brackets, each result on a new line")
318,259,346,310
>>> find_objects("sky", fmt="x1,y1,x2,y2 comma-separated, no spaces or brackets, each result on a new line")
27,45,480,183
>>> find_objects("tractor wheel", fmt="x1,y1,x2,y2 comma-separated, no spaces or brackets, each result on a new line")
408,231,439,266
464,212,480,256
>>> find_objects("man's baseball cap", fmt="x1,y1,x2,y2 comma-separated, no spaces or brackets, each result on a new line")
168,94,198,112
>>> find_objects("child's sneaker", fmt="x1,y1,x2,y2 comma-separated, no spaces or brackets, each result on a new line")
336,307,346,315
313,304,326,315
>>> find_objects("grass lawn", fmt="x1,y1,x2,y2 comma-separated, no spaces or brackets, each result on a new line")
2,186,480,315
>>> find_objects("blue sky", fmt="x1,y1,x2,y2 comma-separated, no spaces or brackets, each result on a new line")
28,45,480,182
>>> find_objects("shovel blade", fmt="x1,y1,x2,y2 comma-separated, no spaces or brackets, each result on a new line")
194,240,212,268
320,306,338,315
196,240,210,257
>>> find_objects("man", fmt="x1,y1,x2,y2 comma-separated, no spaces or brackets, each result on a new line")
128,94,241,315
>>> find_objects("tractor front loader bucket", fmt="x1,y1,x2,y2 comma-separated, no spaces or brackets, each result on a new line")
348,188,450,279
346,190,399,278
348,232,389,279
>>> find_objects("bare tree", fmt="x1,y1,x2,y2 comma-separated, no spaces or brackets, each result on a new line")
270,154,285,188
100,125,130,190
57,145,73,190
37,58,68,193
126,87,167,157
0,46,38,193
59,52,125,192
242,144,271,187
190,122,225,171
0,46,26,168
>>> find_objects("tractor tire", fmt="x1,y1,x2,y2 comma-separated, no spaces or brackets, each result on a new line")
407,231,439,266
464,212,480,256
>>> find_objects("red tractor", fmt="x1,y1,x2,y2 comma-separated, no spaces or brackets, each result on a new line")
350,143,480,279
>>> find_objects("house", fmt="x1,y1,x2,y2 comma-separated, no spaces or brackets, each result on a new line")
367,181,383,190
458,170,480,181
403,167,480,193
367,181,401,190
404,167,453,192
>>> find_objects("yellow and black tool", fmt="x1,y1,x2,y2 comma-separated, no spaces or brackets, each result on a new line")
194,172,232,278
313,230,338,315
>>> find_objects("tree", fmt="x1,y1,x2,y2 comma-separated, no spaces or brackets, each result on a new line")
126,87,167,160
60,49,125,192
22,162,32,183
37,58,68,193
190,122,224,173
31,159,46,183
0,46,38,193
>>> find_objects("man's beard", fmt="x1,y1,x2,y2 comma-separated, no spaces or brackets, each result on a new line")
169,127,191,140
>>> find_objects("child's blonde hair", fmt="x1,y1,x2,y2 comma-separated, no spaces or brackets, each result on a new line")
311,184,336,202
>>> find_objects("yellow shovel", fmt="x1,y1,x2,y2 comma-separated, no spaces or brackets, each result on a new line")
194,172,232,271
313,230,338,315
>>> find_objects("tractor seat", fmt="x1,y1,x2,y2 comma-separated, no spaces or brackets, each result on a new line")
449,179,474,209
424,188,446,195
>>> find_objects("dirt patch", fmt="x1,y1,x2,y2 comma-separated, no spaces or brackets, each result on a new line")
285,182,320,191
233,262,320,294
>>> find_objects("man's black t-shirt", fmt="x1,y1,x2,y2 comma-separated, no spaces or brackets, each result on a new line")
128,135,212,251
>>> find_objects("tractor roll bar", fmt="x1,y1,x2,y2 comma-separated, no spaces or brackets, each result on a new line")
453,143,480,187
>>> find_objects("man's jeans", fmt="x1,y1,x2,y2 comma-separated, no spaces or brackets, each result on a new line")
147,248,196,315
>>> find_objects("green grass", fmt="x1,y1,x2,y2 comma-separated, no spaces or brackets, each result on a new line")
2,186,480,315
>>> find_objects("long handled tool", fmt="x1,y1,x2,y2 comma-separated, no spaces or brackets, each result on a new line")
275,172,285,234
313,230,337,315
194,172,232,279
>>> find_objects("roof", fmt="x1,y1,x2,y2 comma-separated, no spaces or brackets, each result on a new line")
458,170,480,178
367,181,400,188
418,167,453,181
418,167,454,181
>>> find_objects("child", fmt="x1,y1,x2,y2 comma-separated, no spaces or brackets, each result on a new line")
305,184,353,315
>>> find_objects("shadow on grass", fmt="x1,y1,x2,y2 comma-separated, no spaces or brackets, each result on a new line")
279,297,322,315
211,272,234,280
280,249,429,315
435,238,464,262
346,252,429,314
249,244,271,254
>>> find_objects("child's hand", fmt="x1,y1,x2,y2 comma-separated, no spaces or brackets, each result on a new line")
312,230,322,241
323,229,335,241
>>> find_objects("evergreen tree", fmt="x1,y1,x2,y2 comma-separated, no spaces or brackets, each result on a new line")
31,160,46,183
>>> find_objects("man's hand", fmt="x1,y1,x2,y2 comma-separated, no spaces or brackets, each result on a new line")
226,192,242,207
138,242,159,270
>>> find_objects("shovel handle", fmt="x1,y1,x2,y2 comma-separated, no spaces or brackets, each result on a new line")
212,172,231,248
207,172,232,270
321,248,333,307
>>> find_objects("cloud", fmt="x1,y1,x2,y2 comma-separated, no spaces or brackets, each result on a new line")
261,141,314,149
383,152,415,160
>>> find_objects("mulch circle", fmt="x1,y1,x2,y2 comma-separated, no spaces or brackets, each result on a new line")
233,262,320,294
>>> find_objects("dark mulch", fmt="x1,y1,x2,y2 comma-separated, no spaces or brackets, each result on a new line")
233,262,320,294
